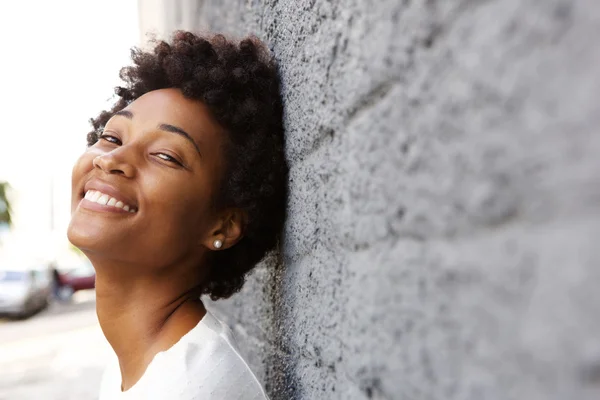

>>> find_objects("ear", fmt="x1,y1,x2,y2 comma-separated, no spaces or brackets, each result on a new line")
202,208,246,251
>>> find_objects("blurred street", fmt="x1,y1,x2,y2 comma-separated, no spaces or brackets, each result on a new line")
0,291,110,400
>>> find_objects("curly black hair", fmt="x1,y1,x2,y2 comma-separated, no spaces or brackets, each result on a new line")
87,31,288,300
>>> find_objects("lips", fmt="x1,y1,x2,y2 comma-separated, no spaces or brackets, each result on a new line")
81,180,138,213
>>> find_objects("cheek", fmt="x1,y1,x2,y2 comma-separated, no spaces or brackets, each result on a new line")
72,148,100,179
168,193,212,234
132,196,211,265
143,177,214,238
71,153,94,202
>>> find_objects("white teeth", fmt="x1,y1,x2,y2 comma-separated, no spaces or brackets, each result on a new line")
90,191,101,202
97,194,109,205
84,190,136,213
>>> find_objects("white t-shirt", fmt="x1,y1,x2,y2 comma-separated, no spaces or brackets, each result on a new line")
99,310,269,400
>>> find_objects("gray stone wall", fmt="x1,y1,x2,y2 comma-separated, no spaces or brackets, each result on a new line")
137,1,600,399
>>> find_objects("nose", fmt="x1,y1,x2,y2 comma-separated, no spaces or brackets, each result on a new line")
93,148,136,178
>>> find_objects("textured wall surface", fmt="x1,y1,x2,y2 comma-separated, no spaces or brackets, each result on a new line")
138,0,600,399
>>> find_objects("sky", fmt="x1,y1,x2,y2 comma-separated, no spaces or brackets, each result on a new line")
0,1,140,261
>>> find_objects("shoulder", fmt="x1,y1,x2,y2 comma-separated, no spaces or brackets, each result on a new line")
176,310,270,400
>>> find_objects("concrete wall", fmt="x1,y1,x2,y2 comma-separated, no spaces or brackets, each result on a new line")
137,1,600,399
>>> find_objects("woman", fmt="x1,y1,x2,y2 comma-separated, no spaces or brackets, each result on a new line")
67,31,287,399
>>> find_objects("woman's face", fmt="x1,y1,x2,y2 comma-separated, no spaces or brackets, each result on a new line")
67,88,227,271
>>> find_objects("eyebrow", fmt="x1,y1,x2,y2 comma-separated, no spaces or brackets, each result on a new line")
114,110,133,119
158,123,202,156
113,110,202,156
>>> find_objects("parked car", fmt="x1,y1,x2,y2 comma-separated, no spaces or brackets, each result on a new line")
56,259,95,301
0,267,52,317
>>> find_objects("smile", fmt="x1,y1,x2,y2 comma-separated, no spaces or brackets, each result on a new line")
84,190,138,213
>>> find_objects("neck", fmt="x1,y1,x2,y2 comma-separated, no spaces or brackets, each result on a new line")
92,257,207,391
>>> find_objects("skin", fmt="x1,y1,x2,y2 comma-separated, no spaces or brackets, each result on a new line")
67,88,244,391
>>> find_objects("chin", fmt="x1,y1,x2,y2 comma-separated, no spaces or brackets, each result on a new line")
67,219,101,254
67,215,120,255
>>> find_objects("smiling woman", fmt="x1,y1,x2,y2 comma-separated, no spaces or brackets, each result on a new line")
67,31,287,399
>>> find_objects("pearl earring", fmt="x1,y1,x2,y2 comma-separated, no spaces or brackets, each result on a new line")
213,239,223,249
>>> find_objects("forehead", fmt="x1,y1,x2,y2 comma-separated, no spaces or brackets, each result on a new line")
123,88,224,141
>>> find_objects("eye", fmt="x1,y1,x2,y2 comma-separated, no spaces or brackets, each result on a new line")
99,134,122,145
154,152,183,166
